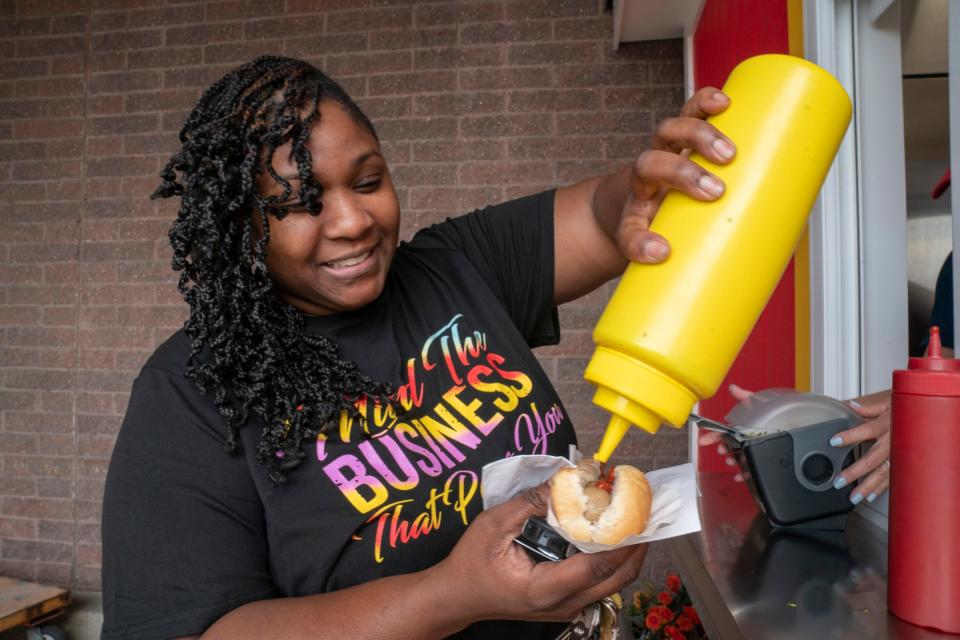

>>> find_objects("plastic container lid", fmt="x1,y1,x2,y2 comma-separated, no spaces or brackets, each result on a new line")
893,326,960,396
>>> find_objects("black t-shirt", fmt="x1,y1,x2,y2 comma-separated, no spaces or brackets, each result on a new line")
101,191,576,640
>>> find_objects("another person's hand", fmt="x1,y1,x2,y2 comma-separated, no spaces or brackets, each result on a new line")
617,88,735,264
696,383,752,482
830,390,891,504
434,484,648,625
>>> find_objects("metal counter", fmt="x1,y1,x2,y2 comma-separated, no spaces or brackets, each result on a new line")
667,472,953,639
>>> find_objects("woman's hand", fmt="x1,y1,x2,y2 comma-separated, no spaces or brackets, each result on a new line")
696,384,752,482
433,484,648,625
830,391,891,504
616,88,736,264
553,87,735,304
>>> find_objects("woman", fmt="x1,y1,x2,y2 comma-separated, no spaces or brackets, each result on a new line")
101,56,734,640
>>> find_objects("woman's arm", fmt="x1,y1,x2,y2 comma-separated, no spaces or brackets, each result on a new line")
188,485,647,640
552,88,735,305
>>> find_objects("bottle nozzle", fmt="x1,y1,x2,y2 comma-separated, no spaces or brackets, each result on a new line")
593,415,632,463
929,326,943,358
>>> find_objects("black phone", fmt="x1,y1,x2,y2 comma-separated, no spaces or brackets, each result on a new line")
513,517,576,563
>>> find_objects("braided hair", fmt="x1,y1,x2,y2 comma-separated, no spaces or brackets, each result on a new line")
153,56,393,484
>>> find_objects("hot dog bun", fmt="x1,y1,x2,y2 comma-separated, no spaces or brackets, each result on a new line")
550,459,652,545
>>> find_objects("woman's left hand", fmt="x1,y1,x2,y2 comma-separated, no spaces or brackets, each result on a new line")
830,391,891,504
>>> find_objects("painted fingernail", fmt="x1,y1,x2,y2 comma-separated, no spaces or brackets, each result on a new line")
725,456,737,466
712,138,736,160
867,493,877,503
698,174,724,197
830,436,843,447
734,473,744,482
834,477,848,490
643,240,668,260
847,399,862,409
850,493,863,505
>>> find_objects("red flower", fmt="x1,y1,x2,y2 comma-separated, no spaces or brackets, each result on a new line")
667,573,682,593
652,605,674,622
683,605,701,626
645,611,662,631
676,614,694,632
658,590,673,606
664,625,686,640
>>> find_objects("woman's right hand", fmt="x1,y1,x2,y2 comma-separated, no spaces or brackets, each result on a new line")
432,483,648,625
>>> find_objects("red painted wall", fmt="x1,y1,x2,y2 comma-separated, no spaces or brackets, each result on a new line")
692,0,797,472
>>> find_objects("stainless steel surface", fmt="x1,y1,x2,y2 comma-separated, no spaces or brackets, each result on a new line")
669,473,952,639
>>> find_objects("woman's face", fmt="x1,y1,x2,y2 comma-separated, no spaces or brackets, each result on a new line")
255,100,400,316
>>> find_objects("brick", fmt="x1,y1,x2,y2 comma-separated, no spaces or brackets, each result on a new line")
283,32,369,58
329,7,412,32
554,17,610,41
50,14,87,34
0,519,36,539
91,29,165,52
508,42,600,66
605,39,683,62
6,327,76,347
90,70,163,94
355,96,411,119
242,15,324,40
286,0,362,12
555,63,649,87
6,284,79,305
413,1,504,27
389,163,456,186
165,22,243,47
38,521,74,543
90,11,126,32
409,185,500,210
460,160,553,185
127,47,203,70
40,306,76,326
87,51,125,73
127,4,206,28
519,130,607,159
2,539,73,564
14,36,85,58
13,160,82,181
0,391,37,412
48,96,84,118
0,59,48,80
459,20,551,44
204,0,284,21
412,91,504,116
509,89,601,113
412,139,502,162
376,116,456,141
2,497,72,520
123,132,179,155
650,60,683,85
460,114,552,138
326,51,413,77
603,135,652,160
503,0,597,20
0,18,52,38
556,111,651,135
368,70,455,96
87,115,158,136
414,45,502,70
163,64,233,89
17,0,89,17
12,118,83,139
81,240,155,261
37,478,73,498
603,86,684,111
15,77,85,99
0,99,49,119
0,142,47,162
555,159,619,182
369,27,456,51
459,67,551,91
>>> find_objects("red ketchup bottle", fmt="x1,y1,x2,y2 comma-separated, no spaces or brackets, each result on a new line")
888,326,960,633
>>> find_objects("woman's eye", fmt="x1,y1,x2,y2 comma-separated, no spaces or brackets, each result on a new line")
356,177,382,192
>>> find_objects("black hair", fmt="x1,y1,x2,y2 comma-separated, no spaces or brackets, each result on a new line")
152,55,392,484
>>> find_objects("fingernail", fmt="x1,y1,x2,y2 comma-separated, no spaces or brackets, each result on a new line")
867,493,877,503
847,399,862,409
642,240,668,260
830,436,843,447
729,383,743,394
850,493,863,505
712,91,729,103
734,473,744,482
725,456,736,466
834,477,848,490
712,138,736,160
698,174,724,197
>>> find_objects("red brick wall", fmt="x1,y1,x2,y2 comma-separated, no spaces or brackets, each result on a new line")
0,0,685,591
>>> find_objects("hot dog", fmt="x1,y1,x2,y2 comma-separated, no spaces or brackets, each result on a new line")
549,459,652,545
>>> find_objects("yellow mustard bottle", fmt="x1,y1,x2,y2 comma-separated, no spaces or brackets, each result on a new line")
587,54,852,463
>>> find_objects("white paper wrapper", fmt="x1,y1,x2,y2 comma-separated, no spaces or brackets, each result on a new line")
481,455,701,552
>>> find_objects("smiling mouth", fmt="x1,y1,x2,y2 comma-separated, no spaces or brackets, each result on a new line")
325,250,373,270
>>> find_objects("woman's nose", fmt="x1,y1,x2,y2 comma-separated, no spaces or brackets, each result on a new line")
321,192,373,239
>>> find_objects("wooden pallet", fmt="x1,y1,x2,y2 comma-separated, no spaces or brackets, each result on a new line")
0,576,71,632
